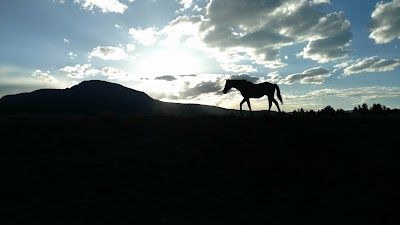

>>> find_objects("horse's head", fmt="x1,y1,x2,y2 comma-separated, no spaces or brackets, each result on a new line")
223,79,233,94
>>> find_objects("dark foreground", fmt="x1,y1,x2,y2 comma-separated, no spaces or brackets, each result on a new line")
1,114,400,225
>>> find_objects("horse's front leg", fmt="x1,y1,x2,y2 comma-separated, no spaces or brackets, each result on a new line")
240,98,246,116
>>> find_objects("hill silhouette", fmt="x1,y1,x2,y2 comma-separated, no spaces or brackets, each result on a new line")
0,80,244,116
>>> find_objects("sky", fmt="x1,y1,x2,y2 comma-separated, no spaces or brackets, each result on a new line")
1,0,399,112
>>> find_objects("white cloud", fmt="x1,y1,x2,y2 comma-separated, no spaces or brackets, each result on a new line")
160,15,203,47
296,86,400,106
158,0,352,72
266,71,282,83
312,0,330,4
180,0,192,9
63,38,69,44
178,80,222,99
144,73,227,101
60,64,100,78
126,43,135,52
31,70,58,83
295,11,352,62
369,0,400,44
100,67,136,81
155,75,177,81
128,27,159,46
192,4,203,12
297,33,352,63
334,60,353,68
89,46,129,60
52,0,65,4
177,0,193,12
341,56,400,77
71,80,79,85
280,67,331,84
220,64,257,73
73,0,127,13
59,64,136,81
68,52,77,59
248,48,287,68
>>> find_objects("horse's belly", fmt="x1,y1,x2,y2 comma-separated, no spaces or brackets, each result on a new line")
249,93,265,98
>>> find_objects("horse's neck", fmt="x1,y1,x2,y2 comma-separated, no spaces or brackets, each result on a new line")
234,82,248,90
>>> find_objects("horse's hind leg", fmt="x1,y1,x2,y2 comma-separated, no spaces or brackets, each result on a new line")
267,97,273,113
272,98,281,112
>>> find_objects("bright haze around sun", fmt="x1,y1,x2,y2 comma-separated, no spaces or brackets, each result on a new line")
1,0,400,112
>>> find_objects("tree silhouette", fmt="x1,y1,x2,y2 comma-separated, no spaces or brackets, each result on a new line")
358,103,369,113
319,105,335,116
290,103,399,119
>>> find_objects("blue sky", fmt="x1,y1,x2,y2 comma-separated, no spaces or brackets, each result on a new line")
1,0,399,112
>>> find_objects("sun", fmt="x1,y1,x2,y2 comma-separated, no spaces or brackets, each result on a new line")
133,48,204,77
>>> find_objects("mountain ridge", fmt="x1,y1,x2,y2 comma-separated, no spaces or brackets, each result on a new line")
0,80,252,117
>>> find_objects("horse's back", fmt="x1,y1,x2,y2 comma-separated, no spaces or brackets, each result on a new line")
260,81,274,86
242,82,272,98
256,82,275,90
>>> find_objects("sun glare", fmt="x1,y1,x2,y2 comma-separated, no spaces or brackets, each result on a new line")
134,49,204,77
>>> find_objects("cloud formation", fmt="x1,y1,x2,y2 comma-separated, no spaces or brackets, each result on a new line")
74,0,127,13
129,27,159,46
369,0,400,44
221,64,257,73
296,86,400,106
177,0,193,12
89,46,129,60
266,71,282,83
69,52,77,59
101,67,136,81
60,64,100,79
164,0,352,70
179,80,222,99
280,67,331,84
228,74,261,83
31,70,58,83
155,75,177,81
296,12,352,63
341,56,400,77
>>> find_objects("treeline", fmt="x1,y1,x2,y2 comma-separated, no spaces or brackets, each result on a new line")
291,103,400,118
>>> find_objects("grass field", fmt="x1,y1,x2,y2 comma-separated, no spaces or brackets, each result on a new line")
1,114,400,225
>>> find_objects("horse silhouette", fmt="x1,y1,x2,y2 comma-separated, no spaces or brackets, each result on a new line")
223,79,283,116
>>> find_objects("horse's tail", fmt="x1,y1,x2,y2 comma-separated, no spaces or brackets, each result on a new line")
274,84,283,104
